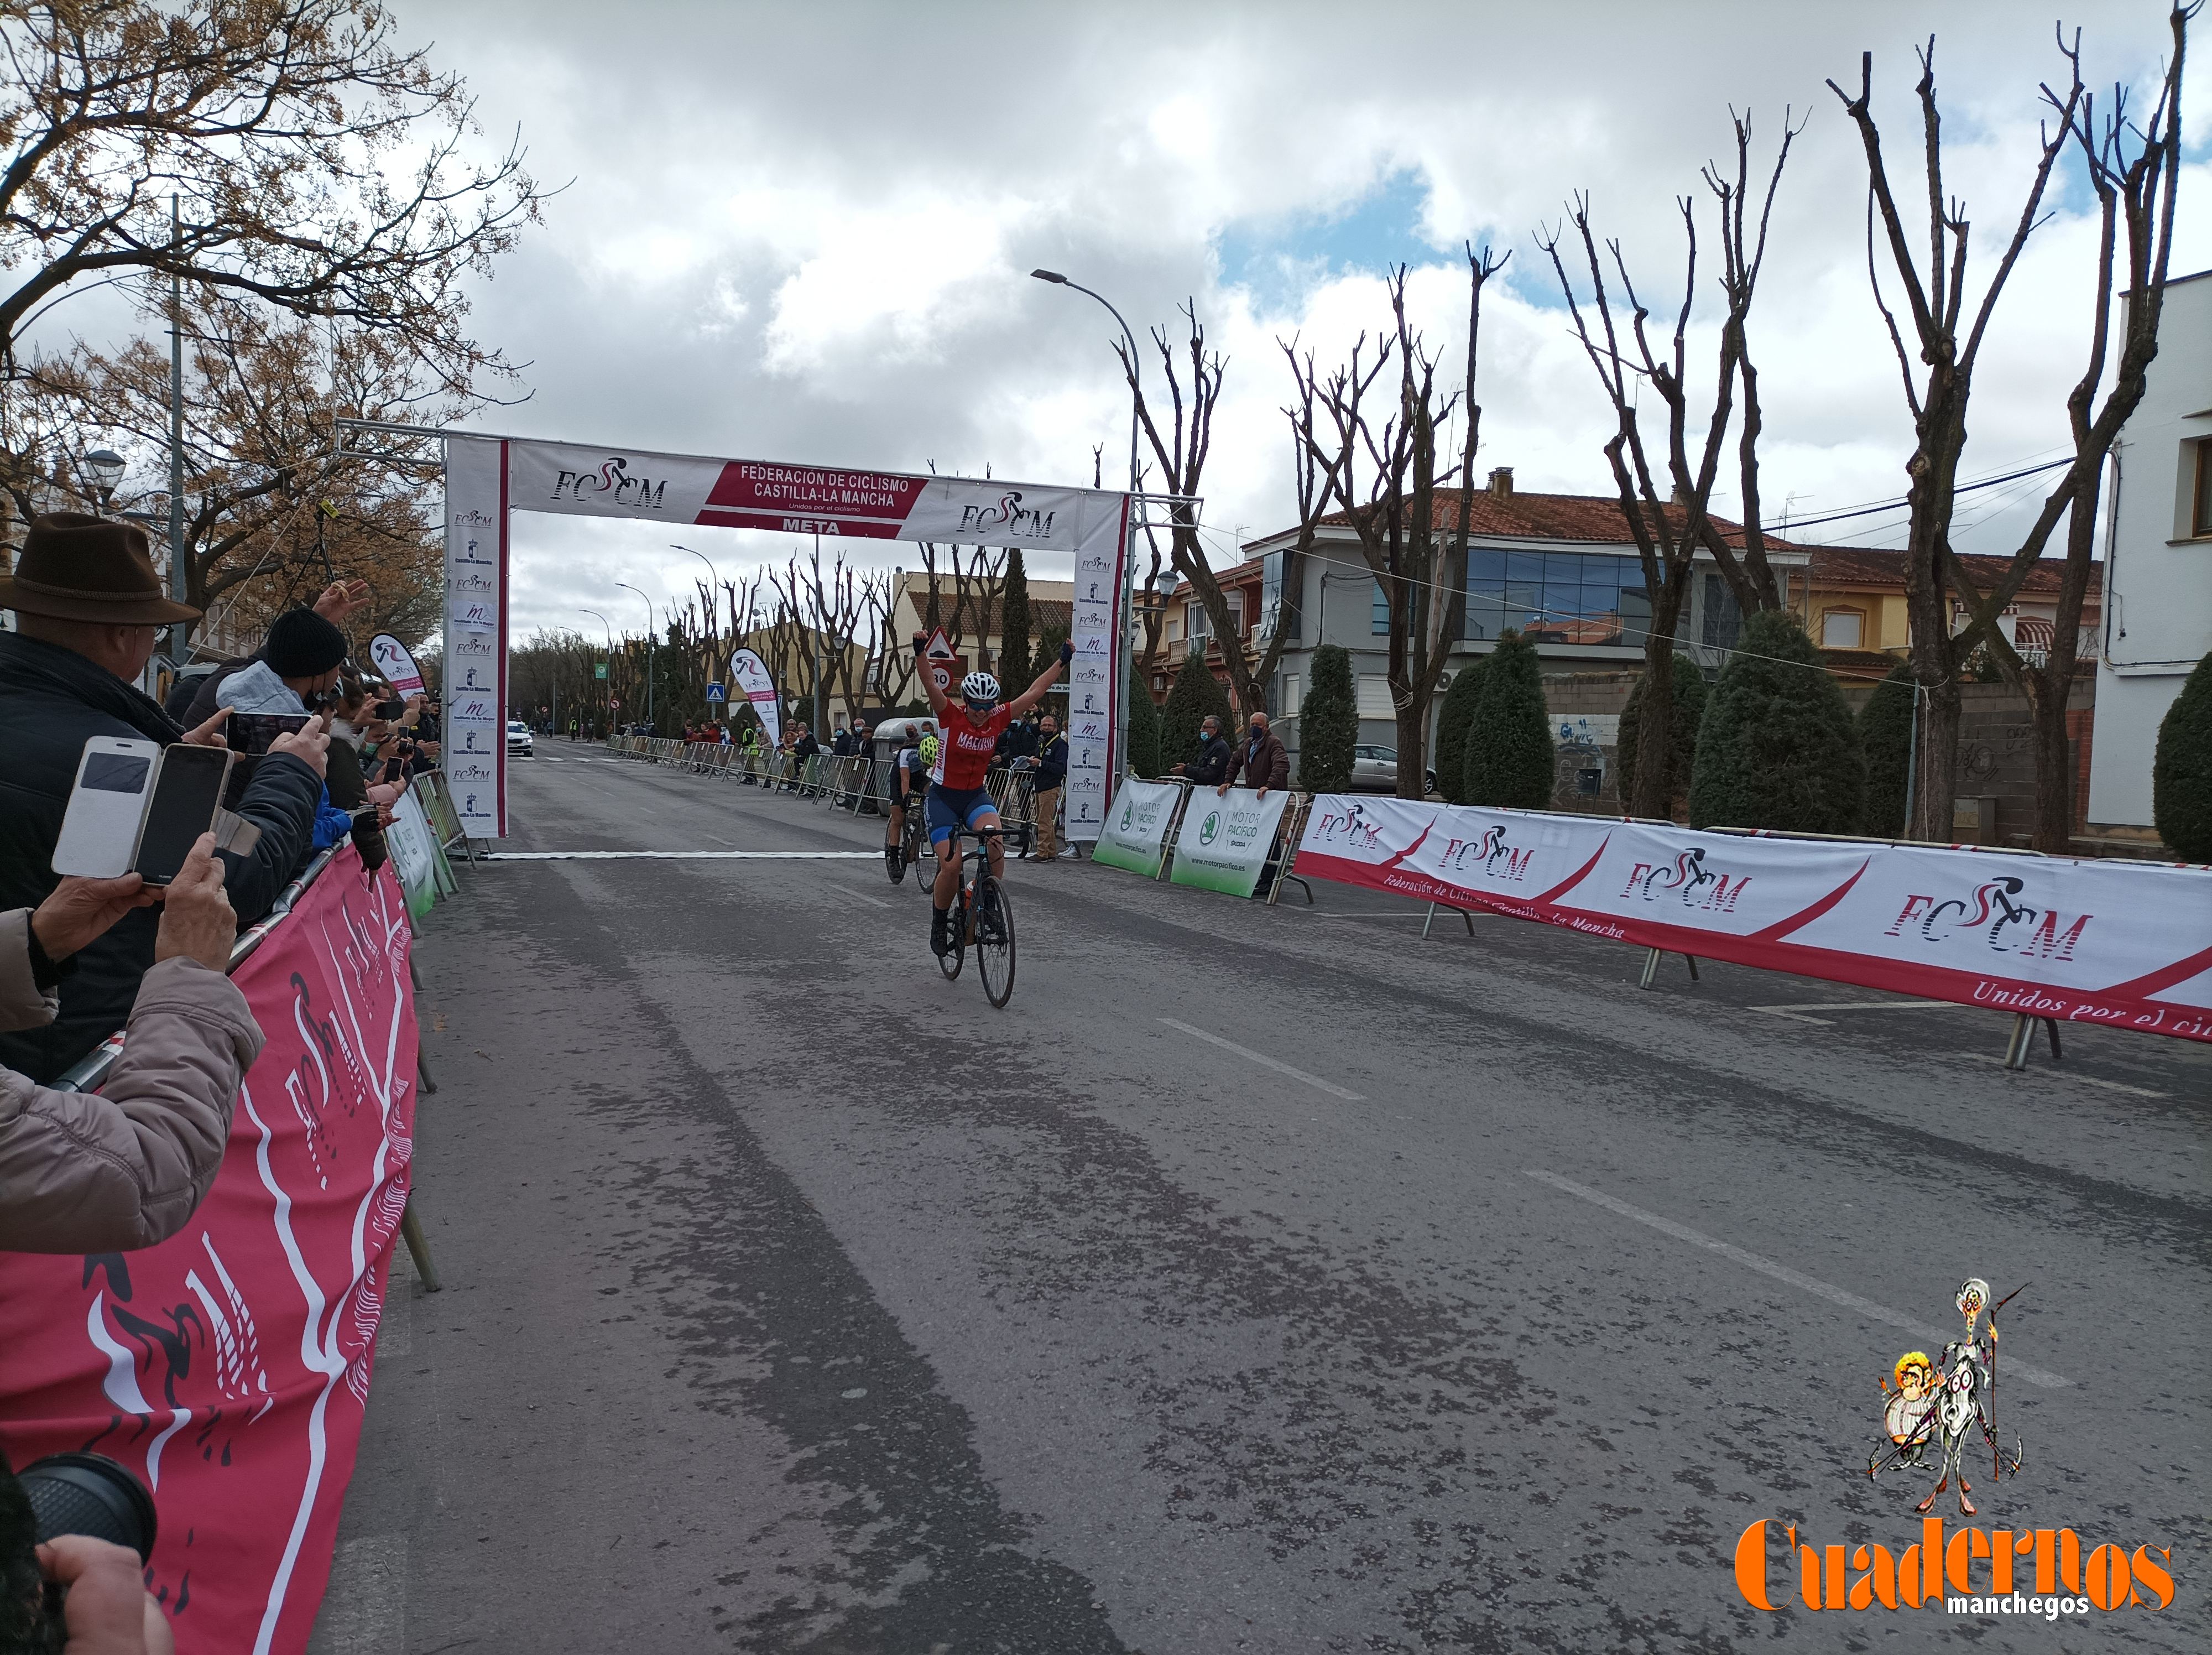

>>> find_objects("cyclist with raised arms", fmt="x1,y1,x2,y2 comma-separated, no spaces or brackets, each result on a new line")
884,727,937,876
913,632,1073,956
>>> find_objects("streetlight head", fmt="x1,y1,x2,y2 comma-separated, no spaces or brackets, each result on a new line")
1030,269,1067,284
84,447,126,502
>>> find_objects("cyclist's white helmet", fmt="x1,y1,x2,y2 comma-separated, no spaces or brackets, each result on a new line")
961,670,1000,706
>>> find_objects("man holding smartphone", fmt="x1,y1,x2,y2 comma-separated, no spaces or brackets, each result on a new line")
0,514,327,1084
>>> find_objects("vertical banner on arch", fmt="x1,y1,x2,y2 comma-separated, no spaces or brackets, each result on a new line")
442,436,507,839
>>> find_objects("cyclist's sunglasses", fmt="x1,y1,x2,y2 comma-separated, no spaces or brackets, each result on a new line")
964,695,997,712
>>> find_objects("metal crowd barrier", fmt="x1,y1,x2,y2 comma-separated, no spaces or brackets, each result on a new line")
603,735,1046,847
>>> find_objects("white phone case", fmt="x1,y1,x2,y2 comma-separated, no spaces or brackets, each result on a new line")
52,737,164,878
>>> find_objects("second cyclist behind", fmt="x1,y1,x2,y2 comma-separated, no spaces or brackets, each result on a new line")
912,632,1073,956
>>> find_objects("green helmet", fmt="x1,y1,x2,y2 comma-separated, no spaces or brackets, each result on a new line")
919,733,940,763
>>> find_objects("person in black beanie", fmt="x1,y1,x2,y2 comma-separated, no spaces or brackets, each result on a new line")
208,607,348,715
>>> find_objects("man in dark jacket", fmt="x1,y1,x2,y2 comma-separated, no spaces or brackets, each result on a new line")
1031,712,1069,859
1171,714,1232,788
1223,710,1291,799
0,514,327,1082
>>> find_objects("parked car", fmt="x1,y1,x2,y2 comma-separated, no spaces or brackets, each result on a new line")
1349,743,1436,795
505,719,534,756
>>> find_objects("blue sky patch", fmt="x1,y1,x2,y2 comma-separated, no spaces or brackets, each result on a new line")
1213,168,1443,314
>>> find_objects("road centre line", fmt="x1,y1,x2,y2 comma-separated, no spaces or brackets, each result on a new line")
1749,1000,1959,1026
1522,1169,2070,1389
484,850,880,861
1158,1017,1365,1101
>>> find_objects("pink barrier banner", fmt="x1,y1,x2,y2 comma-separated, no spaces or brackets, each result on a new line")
1294,795,2212,1043
0,849,418,1653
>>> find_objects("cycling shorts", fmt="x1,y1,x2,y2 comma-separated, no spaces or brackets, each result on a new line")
924,783,998,847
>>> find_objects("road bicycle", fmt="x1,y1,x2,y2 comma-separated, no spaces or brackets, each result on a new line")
885,782,931,886
935,824,1015,1008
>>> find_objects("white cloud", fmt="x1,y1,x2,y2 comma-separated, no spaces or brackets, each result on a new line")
375,0,2204,638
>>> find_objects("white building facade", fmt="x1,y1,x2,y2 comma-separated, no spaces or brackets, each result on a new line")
2088,269,2212,830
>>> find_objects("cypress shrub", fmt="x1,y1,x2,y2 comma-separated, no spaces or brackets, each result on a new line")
998,549,1032,687
1688,609,1865,832
1125,666,1163,778
1858,663,1917,839
1161,649,1234,772
2152,650,2212,860
1463,628,1554,809
1616,650,1708,813
1298,644,1358,792
1433,657,1490,804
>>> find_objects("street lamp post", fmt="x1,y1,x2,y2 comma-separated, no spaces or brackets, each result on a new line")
580,608,613,736
1031,267,1143,793
615,582,656,732
671,543,724,728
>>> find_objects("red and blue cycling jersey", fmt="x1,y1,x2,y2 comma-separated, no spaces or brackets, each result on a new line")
931,705,1011,790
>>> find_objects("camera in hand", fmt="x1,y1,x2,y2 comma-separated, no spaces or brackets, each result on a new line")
2,1453,155,1653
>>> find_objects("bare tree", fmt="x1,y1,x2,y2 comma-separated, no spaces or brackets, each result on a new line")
0,1,542,379
1828,35,2087,840
1280,254,1504,798
1864,12,2189,850
1125,301,1272,715
1540,111,1797,818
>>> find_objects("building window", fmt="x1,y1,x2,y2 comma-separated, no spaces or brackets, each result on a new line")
2193,437,2212,538
1701,571,1743,653
1372,579,1390,635
1223,590,1244,637
1280,673,1301,717
1356,675,1396,721
1467,548,1650,644
1821,608,1864,649
1187,600,1208,644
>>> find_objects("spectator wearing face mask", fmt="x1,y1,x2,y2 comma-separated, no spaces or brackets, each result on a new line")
1171,714,1232,788
0,514,328,1084
1221,710,1290,800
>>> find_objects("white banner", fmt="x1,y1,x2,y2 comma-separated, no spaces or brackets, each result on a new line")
367,632,426,698
1092,778,1185,877
385,788,440,914
1293,795,2212,1043
1170,787,1292,897
441,435,505,839
729,647,779,747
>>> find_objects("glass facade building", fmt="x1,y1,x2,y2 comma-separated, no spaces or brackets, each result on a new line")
1465,548,1650,646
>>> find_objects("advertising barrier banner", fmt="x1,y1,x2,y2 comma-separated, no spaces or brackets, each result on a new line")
1294,795,2212,1043
385,789,441,917
0,850,420,1653
1171,787,1291,897
1091,778,1185,877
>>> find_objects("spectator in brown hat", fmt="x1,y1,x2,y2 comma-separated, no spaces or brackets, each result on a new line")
0,513,327,1082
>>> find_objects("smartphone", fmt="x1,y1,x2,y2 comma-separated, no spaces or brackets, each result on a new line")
134,745,234,884
53,738,164,877
375,697,406,721
231,711,311,756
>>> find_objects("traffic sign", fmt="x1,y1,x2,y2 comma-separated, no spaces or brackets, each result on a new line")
594,662,608,680
706,681,727,702
923,627,954,659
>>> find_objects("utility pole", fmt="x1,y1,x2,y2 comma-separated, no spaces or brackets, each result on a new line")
617,582,655,731
166,195,188,670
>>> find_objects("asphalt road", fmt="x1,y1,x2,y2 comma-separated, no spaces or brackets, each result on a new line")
310,742,2209,1654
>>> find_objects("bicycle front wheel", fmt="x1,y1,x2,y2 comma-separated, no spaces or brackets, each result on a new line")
973,877,1016,1008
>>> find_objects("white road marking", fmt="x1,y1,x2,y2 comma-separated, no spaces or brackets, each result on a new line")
1158,1017,1365,1101
1522,1169,2070,1388
1961,1055,2168,1098
1749,1000,1959,1026
484,850,879,861
826,882,893,909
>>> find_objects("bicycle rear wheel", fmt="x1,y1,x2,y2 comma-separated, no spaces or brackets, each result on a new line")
973,876,1016,1008
937,892,965,979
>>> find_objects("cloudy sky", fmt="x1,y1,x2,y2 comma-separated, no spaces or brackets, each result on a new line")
387,0,2205,642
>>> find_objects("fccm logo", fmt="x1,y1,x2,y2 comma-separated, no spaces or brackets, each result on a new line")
551,457,669,512
1622,847,1750,913
1308,801,1387,853
957,490,1057,540
1441,824,1532,881
1882,876,2090,962
453,632,494,657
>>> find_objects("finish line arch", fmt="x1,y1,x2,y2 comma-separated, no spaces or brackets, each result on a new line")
411,429,1136,841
